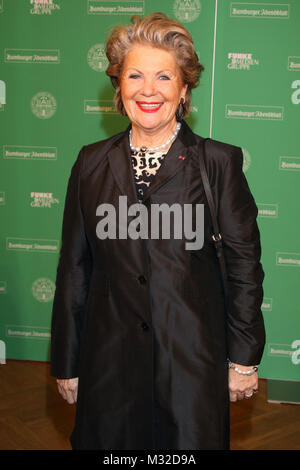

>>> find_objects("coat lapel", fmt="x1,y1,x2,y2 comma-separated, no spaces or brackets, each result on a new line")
107,127,139,206
107,120,199,205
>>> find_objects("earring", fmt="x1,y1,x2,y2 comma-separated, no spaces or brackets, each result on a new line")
176,97,185,120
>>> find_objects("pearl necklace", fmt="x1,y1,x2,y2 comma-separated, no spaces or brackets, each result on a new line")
129,122,181,153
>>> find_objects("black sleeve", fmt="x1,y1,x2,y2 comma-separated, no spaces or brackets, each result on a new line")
50,147,92,378
218,146,266,366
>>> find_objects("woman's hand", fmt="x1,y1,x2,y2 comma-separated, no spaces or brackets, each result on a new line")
229,364,258,402
56,377,79,404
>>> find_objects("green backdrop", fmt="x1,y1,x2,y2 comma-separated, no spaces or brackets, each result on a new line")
0,0,299,382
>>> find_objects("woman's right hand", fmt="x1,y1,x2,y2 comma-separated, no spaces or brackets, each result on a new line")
56,377,78,404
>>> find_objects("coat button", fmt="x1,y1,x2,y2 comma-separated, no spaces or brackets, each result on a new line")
138,275,147,284
140,321,149,331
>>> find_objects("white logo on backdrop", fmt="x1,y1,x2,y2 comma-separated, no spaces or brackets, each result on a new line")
227,52,259,70
87,44,108,72
31,92,57,119
29,0,60,15
288,56,300,71
0,191,5,205
291,340,300,365
30,192,59,208
87,0,144,15
5,49,60,64
0,281,7,294
279,156,300,171
6,325,51,340
261,297,273,311
241,147,251,172
268,341,300,366
173,0,201,23
0,80,6,105
230,3,290,19
84,100,118,114
276,252,300,267
0,340,5,365
257,203,278,218
226,104,284,120
6,237,59,253
32,278,55,302
3,145,57,160
291,80,300,104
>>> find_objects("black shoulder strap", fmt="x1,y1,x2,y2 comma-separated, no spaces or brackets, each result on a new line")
198,138,229,303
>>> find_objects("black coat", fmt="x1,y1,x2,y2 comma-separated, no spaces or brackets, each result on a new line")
50,120,265,450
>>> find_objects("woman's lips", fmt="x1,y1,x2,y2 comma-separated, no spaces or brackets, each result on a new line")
136,101,163,113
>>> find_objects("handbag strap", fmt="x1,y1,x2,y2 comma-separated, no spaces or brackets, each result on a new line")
198,138,229,303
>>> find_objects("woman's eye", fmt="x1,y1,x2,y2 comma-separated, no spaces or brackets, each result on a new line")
159,75,170,80
129,74,141,79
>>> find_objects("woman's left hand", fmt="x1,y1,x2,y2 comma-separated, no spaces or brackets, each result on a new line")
229,364,258,402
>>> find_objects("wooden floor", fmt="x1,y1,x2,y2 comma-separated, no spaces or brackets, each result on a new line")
0,360,299,451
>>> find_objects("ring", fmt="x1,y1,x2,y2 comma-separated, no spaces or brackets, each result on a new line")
253,389,258,393
244,393,253,398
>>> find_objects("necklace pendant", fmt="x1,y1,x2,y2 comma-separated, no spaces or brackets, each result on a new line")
140,147,148,153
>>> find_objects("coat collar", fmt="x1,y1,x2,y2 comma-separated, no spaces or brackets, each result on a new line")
107,120,200,205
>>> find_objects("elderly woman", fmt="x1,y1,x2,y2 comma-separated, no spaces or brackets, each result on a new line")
51,13,265,450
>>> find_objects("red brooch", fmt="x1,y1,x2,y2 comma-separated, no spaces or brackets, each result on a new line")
179,155,185,160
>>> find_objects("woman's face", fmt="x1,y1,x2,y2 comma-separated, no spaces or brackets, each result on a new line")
120,45,187,135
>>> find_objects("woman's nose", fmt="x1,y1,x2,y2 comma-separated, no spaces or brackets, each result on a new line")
141,78,156,96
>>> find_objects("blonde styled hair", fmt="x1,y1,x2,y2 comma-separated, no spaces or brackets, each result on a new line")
105,12,204,118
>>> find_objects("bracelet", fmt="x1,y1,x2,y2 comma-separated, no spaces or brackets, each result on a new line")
228,361,258,376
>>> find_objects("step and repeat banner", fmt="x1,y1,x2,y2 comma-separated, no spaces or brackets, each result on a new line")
0,0,299,381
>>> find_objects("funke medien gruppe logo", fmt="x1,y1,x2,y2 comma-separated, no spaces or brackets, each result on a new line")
29,0,60,15
227,52,259,71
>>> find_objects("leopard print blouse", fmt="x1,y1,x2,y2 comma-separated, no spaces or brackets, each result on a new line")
130,149,167,202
